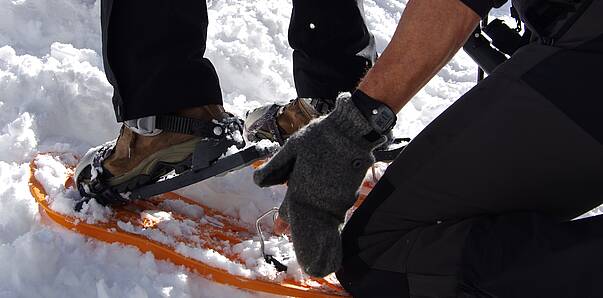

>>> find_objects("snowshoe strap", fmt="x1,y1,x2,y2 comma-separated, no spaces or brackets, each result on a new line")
246,104,286,144
310,98,336,115
75,142,131,210
265,255,288,273
156,115,243,139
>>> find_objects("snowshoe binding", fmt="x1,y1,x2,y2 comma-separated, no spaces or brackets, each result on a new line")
244,98,320,145
75,110,277,210
244,97,409,162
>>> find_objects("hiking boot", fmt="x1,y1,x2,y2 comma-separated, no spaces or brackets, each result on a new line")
103,105,228,184
75,105,245,207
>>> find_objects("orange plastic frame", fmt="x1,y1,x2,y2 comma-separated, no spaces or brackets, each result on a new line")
29,160,348,298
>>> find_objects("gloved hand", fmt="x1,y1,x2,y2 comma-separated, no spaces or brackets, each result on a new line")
254,93,387,277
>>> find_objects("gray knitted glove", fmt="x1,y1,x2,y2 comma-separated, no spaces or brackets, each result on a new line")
254,95,387,277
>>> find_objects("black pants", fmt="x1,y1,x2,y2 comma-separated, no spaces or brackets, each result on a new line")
101,0,373,121
337,1,603,297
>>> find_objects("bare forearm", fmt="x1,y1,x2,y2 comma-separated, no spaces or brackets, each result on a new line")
358,0,480,113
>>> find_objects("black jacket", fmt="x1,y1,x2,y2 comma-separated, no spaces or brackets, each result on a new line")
461,0,592,40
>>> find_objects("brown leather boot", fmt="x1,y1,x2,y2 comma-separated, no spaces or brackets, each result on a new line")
103,105,228,186
276,98,320,137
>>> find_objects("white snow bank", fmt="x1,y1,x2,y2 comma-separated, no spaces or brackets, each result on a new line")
0,161,37,245
0,43,117,160
0,227,262,298
0,0,102,57
34,153,114,224
206,0,297,116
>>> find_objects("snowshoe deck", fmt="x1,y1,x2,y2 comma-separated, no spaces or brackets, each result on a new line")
30,153,378,297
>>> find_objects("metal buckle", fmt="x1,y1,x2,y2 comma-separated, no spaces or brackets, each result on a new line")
256,207,288,272
124,116,162,136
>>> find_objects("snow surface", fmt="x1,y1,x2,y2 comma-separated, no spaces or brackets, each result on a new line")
33,152,328,293
0,0,576,297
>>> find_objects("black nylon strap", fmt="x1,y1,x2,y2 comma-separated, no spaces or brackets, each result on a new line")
351,90,397,141
156,115,222,138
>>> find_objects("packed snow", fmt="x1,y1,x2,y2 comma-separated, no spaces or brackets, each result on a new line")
0,0,577,297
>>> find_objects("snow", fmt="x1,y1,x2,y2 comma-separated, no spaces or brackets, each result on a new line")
0,0,533,297
32,153,312,286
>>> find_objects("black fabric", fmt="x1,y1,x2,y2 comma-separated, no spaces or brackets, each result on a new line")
336,256,410,298
342,214,603,297
351,90,397,140
522,33,603,144
338,1,603,295
459,0,508,18
340,61,603,294
352,90,391,122
101,0,373,121
462,213,603,297
512,0,593,40
101,0,223,121
462,31,508,74
460,0,591,30
341,178,396,261
483,19,529,55
288,0,373,99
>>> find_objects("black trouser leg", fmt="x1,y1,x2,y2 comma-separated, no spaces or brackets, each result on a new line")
101,0,222,122
338,1,603,296
288,0,375,99
462,213,603,297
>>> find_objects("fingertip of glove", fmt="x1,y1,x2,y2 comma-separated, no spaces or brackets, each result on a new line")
301,248,343,278
252,168,267,187
290,214,343,278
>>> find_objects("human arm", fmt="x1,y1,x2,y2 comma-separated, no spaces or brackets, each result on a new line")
258,0,484,277
271,0,481,234
359,0,480,112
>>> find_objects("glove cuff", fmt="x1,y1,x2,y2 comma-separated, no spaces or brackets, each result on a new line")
327,95,387,150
